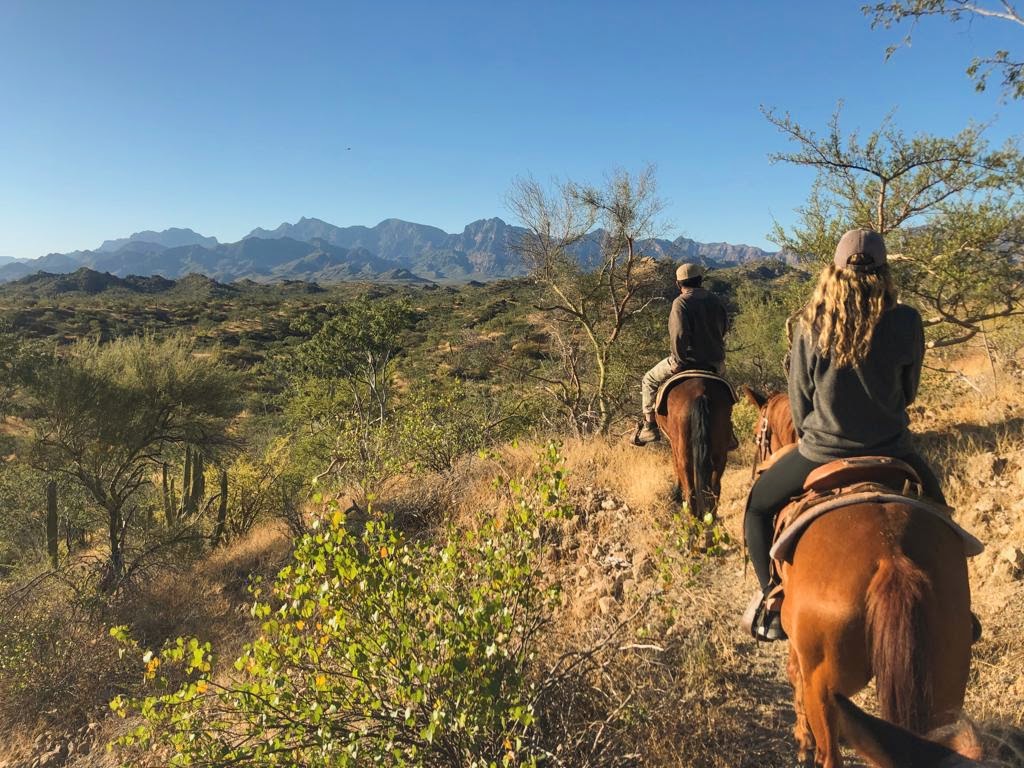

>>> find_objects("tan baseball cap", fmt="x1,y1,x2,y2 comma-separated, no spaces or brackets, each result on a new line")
834,228,887,271
675,263,705,281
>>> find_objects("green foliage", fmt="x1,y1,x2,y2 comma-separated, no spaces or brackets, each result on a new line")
766,107,1024,347
25,335,241,581
864,1,1024,100
400,378,529,474
114,445,572,767
726,278,808,392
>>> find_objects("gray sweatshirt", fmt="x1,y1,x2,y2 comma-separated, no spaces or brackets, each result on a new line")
668,287,728,369
788,303,924,463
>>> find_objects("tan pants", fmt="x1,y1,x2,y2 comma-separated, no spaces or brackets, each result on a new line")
641,357,724,417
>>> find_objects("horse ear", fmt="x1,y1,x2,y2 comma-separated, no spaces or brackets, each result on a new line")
834,694,899,768
929,720,984,763
834,694,978,768
740,385,767,408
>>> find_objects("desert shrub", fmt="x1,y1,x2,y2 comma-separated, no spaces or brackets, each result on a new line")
731,398,760,448
726,280,806,393
0,576,136,734
400,378,534,474
113,445,573,767
221,437,303,540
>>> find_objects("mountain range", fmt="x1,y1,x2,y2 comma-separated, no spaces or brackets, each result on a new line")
0,217,780,284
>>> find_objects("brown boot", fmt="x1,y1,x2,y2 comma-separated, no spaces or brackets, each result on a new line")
633,419,661,445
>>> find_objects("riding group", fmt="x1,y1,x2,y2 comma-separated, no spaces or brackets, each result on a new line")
633,229,987,767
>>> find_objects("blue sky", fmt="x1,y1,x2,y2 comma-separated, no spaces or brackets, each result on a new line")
0,0,1018,258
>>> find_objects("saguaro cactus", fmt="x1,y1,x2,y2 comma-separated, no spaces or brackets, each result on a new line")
46,480,58,569
162,463,175,526
212,469,229,547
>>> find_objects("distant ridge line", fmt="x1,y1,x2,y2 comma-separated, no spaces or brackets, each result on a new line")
2,217,781,285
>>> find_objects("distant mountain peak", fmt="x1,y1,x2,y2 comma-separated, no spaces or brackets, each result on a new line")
2,215,779,286
98,227,219,253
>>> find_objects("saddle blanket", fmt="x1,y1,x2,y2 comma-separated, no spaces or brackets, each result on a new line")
655,370,736,415
770,487,985,563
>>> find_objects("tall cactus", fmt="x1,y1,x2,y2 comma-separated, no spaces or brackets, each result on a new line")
46,480,58,569
190,450,205,516
162,463,175,526
212,469,228,547
180,446,193,519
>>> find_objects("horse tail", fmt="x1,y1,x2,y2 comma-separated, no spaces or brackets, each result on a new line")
866,551,932,733
689,392,712,518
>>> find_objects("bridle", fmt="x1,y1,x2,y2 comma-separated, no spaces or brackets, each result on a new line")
752,404,774,480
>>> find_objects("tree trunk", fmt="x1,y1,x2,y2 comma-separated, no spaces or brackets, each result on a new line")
46,480,58,569
107,503,124,585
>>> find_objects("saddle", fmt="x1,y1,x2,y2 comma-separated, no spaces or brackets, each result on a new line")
756,455,985,619
654,369,736,416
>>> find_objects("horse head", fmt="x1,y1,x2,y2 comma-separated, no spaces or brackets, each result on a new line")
740,385,798,476
834,693,985,767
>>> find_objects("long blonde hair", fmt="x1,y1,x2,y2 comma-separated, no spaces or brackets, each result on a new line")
800,264,897,369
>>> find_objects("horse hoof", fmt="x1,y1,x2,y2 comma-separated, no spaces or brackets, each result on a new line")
671,483,682,504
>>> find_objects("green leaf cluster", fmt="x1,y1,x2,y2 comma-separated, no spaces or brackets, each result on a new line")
113,445,571,767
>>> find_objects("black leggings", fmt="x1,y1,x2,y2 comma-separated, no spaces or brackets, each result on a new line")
744,449,946,591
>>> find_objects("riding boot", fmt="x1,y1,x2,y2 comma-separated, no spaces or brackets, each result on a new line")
633,414,661,445
742,586,787,642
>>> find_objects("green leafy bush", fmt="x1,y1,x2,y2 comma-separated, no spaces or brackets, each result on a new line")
113,445,572,767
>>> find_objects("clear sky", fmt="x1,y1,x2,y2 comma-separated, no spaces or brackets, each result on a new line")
0,0,1019,258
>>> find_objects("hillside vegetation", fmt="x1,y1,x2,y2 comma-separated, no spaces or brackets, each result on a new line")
0,253,1020,767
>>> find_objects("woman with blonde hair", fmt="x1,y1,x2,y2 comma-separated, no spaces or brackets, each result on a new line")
744,228,945,641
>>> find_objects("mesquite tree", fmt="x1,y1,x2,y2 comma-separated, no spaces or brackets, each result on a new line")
766,107,1024,347
865,0,1024,99
508,167,666,435
26,336,239,587
285,297,417,504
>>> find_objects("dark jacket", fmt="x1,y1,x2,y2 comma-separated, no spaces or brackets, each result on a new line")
789,303,924,463
668,287,728,369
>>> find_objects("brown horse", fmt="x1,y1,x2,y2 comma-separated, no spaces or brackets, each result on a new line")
655,376,733,520
740,385,797,473
743,387,975,767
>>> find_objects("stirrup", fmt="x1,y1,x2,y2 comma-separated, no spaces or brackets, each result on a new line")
742,585,786,642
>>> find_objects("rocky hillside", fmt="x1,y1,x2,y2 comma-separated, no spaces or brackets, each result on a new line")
2,219,780,284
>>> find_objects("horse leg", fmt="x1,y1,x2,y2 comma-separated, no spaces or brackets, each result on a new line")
802,667,843,768
670,482,682,504
787,647,815,764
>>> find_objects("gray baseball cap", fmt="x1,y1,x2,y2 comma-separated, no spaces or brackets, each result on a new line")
834,228,887,271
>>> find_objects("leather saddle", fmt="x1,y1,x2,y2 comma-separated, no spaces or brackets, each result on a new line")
764,455,983,582
654,369,736,416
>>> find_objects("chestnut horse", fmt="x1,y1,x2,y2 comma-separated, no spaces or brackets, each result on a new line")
742,386,974,768
740,386,797,475
655,377,733,520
